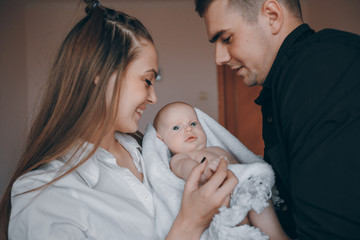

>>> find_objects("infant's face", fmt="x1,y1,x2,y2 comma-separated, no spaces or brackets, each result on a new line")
157,104,207,154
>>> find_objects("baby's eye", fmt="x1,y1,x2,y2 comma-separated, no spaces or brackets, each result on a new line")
172,126,180,130
191,122,197,127
145,79,152,87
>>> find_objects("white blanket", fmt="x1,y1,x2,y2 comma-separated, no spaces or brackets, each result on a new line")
142,107,275,240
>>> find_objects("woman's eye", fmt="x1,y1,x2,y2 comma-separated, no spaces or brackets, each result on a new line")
173,126,179,130
222,36,231,44
145,79,152,86
191,122,197,127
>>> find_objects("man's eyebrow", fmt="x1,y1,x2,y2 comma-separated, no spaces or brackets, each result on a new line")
209,30,226,43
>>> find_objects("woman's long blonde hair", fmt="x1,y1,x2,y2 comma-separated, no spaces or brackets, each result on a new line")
0,1,153,238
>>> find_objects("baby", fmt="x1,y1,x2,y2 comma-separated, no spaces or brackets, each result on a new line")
154,101,237,184
153,101,289,240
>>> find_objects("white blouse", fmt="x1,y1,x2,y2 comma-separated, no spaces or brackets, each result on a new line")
9,133,159,240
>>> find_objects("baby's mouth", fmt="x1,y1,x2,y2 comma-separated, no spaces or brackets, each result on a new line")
185,136,197,143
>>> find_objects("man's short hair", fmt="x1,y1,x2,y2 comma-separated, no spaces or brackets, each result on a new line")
195,0,302,22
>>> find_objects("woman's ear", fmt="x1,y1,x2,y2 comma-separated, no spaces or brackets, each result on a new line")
261,0,283,35
94,76,100,85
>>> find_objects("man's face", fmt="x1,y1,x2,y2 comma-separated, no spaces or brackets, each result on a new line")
204,0,276,86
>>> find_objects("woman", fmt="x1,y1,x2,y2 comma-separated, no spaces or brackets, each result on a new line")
0,0,237,239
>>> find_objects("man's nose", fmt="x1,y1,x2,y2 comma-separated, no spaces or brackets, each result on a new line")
215,43,231,66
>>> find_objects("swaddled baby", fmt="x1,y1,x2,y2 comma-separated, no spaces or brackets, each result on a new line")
152,102,289,240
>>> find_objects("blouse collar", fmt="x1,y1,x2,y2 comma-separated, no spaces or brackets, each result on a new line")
60,132,142,188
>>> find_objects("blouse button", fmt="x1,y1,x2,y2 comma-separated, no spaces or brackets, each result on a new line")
267,117,273,123
144,193,150,200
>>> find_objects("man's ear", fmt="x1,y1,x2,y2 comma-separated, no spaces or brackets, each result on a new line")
261,0,283,35
156,133,165,142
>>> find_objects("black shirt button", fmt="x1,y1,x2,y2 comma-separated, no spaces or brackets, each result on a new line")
267,117,273,122
281,204,288,211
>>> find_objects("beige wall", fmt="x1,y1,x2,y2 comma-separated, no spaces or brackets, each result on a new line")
1,0,359,194
25,1,218,134
301,0,360,33
0,0,27,196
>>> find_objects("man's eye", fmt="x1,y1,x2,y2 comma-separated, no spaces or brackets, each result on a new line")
173,126,179,130
145,79,152,86
191,122,197,127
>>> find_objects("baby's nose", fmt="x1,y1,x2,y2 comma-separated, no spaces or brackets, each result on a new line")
185,126,193,133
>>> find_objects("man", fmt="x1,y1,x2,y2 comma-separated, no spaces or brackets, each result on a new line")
195,0,360,239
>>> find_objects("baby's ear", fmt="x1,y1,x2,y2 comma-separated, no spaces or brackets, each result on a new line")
156,133,165,142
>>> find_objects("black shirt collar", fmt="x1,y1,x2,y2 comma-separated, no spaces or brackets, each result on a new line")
255,24,314,105
263,24,314,89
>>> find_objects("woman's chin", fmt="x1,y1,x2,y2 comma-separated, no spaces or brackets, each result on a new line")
117,124,138,134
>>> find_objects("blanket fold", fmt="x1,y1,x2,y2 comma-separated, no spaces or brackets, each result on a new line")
142,108,274,240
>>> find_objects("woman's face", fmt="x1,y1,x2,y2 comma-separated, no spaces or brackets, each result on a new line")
107,42,158,133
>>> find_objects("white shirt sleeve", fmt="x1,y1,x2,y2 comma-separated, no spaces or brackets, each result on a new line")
9,138,159,240
9,175,91,240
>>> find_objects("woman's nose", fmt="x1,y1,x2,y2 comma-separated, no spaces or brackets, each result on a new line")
147,86,157,104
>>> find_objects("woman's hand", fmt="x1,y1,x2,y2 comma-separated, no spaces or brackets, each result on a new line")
199,157,222,185
166,158,238,240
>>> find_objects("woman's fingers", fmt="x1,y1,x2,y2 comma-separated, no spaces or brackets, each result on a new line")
201,159,238,206
217,169,238,206
201,158,228,192
193,158,238,206
222,192,232,208
184,158,207,193
179,158,217,232
177,158,239,237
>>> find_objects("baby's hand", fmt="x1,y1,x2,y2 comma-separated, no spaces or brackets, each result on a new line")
199,157,225,185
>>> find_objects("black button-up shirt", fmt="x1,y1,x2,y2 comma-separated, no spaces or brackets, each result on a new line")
255,24,360,240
